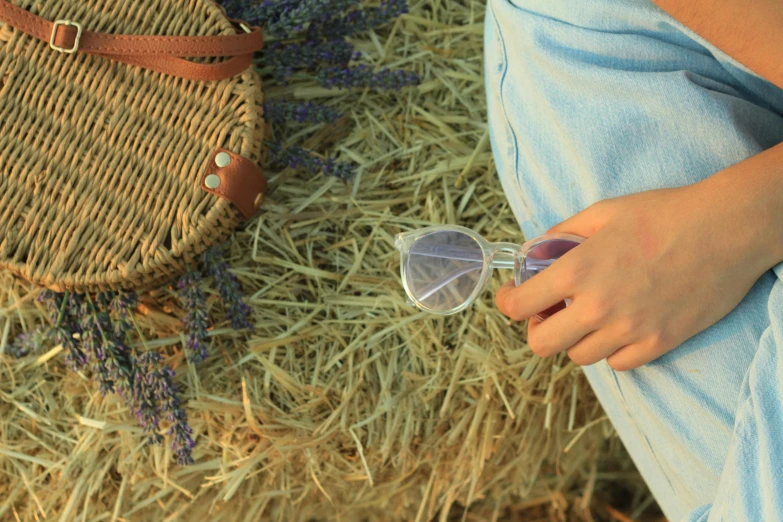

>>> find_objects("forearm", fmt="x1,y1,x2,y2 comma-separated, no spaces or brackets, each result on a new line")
651,0,783,90
696,142,783,274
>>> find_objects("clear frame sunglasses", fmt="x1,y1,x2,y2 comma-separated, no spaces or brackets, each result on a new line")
395,225,585,322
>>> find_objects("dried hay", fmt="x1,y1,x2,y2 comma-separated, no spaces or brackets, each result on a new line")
0,1,659,520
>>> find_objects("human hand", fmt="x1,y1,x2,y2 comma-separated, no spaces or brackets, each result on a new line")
495,181,781,371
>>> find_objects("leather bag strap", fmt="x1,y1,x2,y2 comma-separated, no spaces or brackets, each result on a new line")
0,0,264,81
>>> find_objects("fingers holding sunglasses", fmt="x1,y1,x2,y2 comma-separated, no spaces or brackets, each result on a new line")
495,283,564,323
524,300,599,358
495,258,577,322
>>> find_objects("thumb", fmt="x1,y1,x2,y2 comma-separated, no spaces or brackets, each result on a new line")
546,200,612,238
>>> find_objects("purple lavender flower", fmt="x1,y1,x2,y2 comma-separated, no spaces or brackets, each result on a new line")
223,0,360,38
38,290,88,370
80,294,135,401
264,100,343,127
144,355,196,465
67,292,84,320
17,289,193,464
318,64,419,91
312,0,410,39
219,0,416,182
221,0,279,28
132,352,165,445
79,299,116,395
51,325,88,371
320,156,356,179
200,247,254,331
262,40,357,83
8,326,50,358
267,141,355,180
220,0,273,27
79,294,135,397
110,291,139,342
177,270,210,363
268,140,321,172
106,294,166,445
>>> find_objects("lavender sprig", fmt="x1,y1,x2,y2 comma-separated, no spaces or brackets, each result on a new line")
220,0,275,27
219,0,416,181
178,270,209,363
312,0,410,39
132,352,165,445
223,0,361,38
51,325,88,371
36,291,89,370
268,141,355,180
262,40,357,83
37,290,63,324
8,326,50,358
9,291,86,370
264,101,343,127
82,294,135,401
110,291,139,342
318,64,419,91
79,299,115,395
143,353,195,465
9,288,194,464
201,247,253,331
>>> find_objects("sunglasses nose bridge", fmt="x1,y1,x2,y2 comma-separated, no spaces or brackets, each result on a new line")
489,243,520,270
495,242,520,252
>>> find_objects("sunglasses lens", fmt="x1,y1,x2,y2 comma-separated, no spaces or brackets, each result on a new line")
406,230,485,312
517,238,582,320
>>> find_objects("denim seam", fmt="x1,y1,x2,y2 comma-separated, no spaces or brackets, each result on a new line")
611,371,678,495
488,1,530,218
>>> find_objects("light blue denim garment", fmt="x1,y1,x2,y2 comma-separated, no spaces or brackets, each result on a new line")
484,0,783,520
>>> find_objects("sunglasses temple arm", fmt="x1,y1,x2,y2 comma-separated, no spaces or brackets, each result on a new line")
413,259,558,303
491,253,555,271
413,256,557,303
491,251,516,270
414,265,484,302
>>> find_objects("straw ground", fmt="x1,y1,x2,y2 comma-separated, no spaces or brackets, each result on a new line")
0,1,661,520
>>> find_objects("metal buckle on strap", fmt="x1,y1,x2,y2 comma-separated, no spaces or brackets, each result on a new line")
50,20,83,54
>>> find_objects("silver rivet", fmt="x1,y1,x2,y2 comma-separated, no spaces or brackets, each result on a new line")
205,174,221,189
215,152,232,168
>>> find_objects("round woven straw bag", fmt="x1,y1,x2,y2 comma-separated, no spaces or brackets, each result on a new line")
0,0,267,293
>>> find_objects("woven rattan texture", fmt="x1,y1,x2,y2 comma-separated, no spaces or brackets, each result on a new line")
0,0,264,293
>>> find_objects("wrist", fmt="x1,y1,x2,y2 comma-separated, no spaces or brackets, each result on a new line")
696,143,783,273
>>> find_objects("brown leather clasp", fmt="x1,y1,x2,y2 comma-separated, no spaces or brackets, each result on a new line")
201,149,267,219
0,0,263,81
